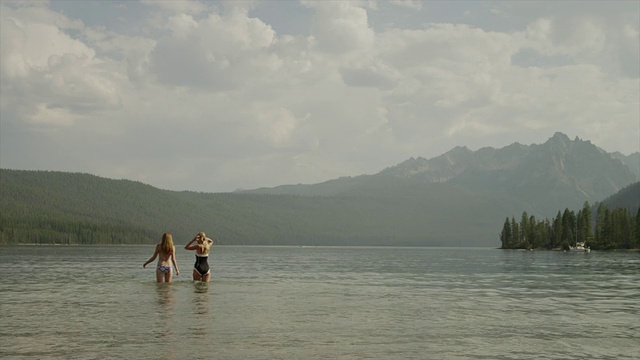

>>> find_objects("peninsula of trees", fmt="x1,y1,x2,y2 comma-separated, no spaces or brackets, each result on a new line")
500,200,640,250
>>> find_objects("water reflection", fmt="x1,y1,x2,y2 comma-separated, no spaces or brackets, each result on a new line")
153,283,178,358
190,282,210,339
193,282,209,315
154,284,175,341
155,283,176,309
194,281,209,295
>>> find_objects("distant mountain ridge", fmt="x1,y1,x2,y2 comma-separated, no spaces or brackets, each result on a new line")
611,151,640,178
242,132,638,217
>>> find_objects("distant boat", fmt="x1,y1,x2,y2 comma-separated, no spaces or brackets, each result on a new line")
569,224,591,252
569,241,591,252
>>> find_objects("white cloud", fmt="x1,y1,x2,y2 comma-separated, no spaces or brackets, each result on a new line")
0,3,123,139
624,24,639,39
149,7,277,90
0,9,94,78
304,1,375,55
256,107,302,146
28,103,78,127
525,17,606,56
339,56,401,89
1,1,638,192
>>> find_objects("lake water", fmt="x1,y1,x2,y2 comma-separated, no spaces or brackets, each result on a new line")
0,245,638,360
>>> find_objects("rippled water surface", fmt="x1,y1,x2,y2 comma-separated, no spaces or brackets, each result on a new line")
1,245,638,359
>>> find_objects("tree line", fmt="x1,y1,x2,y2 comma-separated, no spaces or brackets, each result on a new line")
0,169,502,246
500,201,640,250
2,169,637,247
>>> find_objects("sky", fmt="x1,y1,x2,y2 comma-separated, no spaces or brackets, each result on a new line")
1,0,639,192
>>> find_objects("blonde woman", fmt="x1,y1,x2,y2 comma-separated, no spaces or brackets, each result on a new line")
143,232,180,283
185,232,213,282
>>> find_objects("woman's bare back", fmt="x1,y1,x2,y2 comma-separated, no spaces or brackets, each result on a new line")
157,245,173,265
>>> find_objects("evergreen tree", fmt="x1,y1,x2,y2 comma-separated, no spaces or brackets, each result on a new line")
582,201,592,239
511,217,519,248
595,202,606,247
552,211,563,249
500,217,512,249
520,211,529,248
528,215,537,248
576,208,588,245
561,208,575,247
635,208,640,248
603,207,613,249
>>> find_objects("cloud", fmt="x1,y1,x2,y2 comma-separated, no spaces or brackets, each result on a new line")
1,1,638,192
375,23,511,113
1,9,93,77
256,107,303,147
524,17,606,56
304,1,375,55
28,103,78,126
0,3,124,142
613,23,640,78
522,15,639,78
340,60,400,89
149,7,277,90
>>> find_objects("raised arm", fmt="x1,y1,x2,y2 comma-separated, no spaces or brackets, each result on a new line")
184,235,200,251
143,245,160,268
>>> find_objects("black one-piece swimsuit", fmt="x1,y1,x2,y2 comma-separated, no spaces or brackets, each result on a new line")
194,254,210,276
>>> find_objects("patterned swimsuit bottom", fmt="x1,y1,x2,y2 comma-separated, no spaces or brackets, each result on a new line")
157,265,172,274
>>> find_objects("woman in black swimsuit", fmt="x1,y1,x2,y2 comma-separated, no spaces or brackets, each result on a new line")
184,232,213,282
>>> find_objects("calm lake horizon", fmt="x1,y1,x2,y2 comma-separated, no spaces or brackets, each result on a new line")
1,245,638,359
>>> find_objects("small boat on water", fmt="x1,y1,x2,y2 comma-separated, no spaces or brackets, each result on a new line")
569,241,591,252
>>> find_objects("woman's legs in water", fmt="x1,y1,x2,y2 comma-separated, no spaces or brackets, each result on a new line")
192,269,210,282
156,269,165,283
156,268,173,283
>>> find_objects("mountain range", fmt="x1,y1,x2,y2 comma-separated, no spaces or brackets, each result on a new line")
241,132,638,216
1,132,638,247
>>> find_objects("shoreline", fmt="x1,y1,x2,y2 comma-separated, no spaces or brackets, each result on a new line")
500,247,640,252
4,243,640,251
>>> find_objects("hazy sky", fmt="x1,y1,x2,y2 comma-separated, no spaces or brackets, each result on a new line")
1,0,638,192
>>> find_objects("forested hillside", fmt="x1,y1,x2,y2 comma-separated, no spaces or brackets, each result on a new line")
0,170,198,244
0,169,516,246
602,182,640,212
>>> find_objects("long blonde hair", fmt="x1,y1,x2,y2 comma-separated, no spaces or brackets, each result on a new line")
197,231,211,254
160,232,174,254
